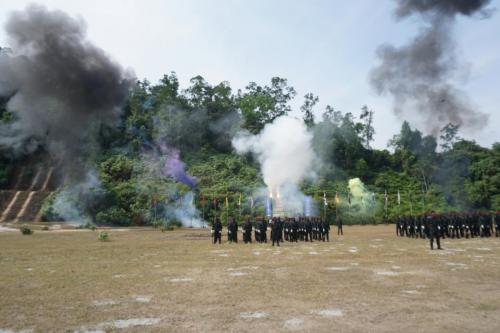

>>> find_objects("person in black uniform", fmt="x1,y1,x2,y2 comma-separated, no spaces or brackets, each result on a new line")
322,218,330,242
262,218,268,243
271,218,281,246
284,218,290,241
255,218,262,243
291,218,299,242
428,214,442,250
495,211,500,237
277,217,284,242
305,218,313,242
212,217,222,244
242,218,252,243
227,217,238,243
336,215,343,236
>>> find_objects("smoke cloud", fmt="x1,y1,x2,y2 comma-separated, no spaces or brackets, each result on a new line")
158,144,197,188
232,116,315,189
0,4,135,159
348,178,378,217
370,0,492,135
232,115,316,215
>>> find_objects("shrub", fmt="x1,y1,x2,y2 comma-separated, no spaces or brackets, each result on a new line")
98,231,109,241
95,207,131,226
20,225,33,235
151,218,164,229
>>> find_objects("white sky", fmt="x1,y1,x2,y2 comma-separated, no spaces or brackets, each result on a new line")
1,0,499,149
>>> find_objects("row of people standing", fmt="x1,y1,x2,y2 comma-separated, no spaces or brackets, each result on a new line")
395,212,500,250
212,216,343,246
395,212,500,240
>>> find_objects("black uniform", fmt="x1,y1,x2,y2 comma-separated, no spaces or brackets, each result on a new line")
428,215,441,250
336,216,343,236
322,219,330,242
495,212,500,237
227,218,238,243
242,219,252,243
212,218,222,244
271,220,281,246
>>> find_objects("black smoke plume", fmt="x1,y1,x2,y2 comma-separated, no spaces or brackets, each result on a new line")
370,0,493,135
0,4,135,160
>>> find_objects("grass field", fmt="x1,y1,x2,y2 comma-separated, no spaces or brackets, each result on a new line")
1,225,500,332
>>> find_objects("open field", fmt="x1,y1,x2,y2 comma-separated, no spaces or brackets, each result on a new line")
1,225,500,332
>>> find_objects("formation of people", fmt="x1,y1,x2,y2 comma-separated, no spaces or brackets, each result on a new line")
211,216,344,246
395,211,500,250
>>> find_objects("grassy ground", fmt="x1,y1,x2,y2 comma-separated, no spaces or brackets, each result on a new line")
1,225,500,332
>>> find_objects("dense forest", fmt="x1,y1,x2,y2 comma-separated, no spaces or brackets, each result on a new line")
1,73,499,225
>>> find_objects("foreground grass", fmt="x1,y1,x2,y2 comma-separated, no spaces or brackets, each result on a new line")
0,225,499,332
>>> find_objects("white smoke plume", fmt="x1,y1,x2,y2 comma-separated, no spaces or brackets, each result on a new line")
232,115,316,215
233,116,315,189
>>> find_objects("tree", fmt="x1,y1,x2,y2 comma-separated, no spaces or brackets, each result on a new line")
359,105,375,148
301,93,319,127
439,123,461,152
237,77,296,133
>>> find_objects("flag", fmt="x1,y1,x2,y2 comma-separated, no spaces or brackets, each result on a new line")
249,196,254,209
323,192,328,207
225,196,229,208
335,192,340,205
384,190,388,207
265,196,273,217
371,192,375,202
238,193,242,207
397,190,401,205
304,196,312,216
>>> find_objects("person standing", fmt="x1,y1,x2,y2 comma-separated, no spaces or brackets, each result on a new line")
242,218,252,243
495,211,500,237
336,215,343,236
212,217,222,244
322,218,330,242
227,217,238,243
271,218,281,246
428,214,442,250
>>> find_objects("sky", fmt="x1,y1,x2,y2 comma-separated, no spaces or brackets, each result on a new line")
1,0,499,149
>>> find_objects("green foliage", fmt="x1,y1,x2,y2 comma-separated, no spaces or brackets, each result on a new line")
96,207,131,226
98,231,109,241
20,225,33,235
237,77,296,133
18,72,498,225
301,93,319,128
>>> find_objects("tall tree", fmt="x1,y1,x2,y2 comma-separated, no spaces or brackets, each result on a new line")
237,77,296,133
301,93,319,128
359,105,375,148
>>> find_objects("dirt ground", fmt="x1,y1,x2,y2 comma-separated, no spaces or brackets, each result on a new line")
0,225,499,333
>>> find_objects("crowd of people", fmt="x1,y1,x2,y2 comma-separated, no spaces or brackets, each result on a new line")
395,211,500,250
211,216,343,246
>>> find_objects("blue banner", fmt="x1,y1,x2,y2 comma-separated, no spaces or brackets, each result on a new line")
265,197,273,217
304,196,312,217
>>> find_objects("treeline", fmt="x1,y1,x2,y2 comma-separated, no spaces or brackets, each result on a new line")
0,73,499,225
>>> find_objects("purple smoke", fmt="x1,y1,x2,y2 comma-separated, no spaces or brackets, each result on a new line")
158,144,197,188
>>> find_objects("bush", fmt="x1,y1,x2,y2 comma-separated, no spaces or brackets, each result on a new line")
151,218,164,229
20,226,33,235
98,231,109,241
95,207,131,226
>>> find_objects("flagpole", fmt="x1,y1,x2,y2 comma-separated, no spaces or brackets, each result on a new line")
323,192,327,221
384,190,388,222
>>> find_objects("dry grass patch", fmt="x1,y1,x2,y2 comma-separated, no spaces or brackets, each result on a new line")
1,225,500,332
